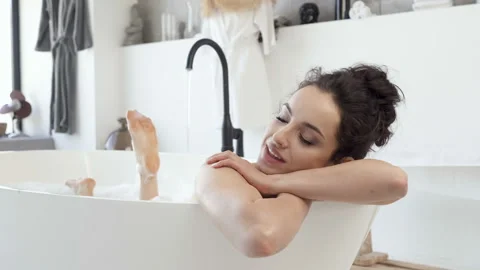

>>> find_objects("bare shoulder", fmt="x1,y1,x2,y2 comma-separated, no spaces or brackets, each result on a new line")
195,163,263,202
196,163,248,186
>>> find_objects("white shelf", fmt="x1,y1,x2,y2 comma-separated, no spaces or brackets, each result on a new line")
121,4,479,50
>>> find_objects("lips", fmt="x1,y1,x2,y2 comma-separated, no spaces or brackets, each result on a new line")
265,144,285,163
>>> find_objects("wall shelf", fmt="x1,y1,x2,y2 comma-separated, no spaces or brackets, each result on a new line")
121,4,479,50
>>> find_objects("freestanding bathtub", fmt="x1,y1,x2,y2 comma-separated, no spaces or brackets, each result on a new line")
0,150,378,270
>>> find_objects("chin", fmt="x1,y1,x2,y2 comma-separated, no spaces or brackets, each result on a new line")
255,145,288,175
255,162,272,175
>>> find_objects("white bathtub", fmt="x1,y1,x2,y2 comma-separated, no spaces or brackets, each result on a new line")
370,166,480,270
0,150,378,270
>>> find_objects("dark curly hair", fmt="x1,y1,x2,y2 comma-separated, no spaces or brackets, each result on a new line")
297,64,405,163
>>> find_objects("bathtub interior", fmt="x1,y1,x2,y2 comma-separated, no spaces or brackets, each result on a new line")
0,150,213,202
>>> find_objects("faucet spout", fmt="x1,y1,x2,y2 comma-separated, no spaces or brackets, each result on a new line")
186,38,244,157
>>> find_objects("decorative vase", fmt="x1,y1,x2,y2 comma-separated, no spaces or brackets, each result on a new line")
104,117,133,151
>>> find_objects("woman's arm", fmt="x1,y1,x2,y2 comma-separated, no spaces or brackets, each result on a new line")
195,164,311,258
270,159,408,205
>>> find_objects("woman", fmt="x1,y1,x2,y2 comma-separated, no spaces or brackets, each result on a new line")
194,64,408,258
66,63,407,258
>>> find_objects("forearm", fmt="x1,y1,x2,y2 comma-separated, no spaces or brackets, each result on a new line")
195,165,263,251
239,193,311,256
271,159,408,205
195,164,310,257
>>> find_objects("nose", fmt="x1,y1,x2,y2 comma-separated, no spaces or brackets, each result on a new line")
271,126,290,149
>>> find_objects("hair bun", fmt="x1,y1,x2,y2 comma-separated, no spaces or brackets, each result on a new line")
349,64,404,147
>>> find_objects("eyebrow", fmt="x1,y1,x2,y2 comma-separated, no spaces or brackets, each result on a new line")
283,103,326,139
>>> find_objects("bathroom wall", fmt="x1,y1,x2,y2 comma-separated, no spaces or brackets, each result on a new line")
0,1,13,133
91,0,138,149
136,0,476,42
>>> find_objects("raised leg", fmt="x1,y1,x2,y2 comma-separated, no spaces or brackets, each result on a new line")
126,110,160,200
65,178,96,196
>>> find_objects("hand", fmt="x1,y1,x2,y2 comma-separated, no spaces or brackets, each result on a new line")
206,151,277,196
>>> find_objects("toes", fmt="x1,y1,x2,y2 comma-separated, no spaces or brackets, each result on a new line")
83,178,96,189
76,178,96,196
65,178,96,196
127,110,141,120
127,110,154,134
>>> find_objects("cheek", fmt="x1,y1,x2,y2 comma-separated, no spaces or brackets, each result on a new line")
262,122,279,141
290,146,332,170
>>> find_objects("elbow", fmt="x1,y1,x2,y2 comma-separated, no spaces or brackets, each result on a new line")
242,225,279,258
390,167,409,200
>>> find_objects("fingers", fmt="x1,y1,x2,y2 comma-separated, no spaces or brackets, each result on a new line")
206,150,237,165
210,158,242,172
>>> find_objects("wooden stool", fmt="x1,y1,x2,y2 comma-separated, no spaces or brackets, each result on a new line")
354,231,389,266
352,231,449,270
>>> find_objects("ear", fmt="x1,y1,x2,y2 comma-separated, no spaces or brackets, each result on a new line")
338,156,354,163
327,156,354,166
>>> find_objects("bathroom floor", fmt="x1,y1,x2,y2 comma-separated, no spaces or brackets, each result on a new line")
352,266,407,270
351,260,448,270
352,266,425,270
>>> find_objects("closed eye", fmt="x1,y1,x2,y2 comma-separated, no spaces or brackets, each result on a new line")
300,136,313,145
275,116,287,123
276,116,314,146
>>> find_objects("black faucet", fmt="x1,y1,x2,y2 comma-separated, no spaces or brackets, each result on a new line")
185,38,244,157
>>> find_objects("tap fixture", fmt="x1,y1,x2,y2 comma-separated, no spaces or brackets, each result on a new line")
185,38,244,157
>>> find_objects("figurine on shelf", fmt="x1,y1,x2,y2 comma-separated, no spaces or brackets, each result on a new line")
258,16,291,43
200,0,277,131
299,2,320,24
123,3,144,46
349,1,376,20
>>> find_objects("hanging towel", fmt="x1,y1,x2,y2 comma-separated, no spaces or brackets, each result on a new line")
35,0,94,134
200,0,276,131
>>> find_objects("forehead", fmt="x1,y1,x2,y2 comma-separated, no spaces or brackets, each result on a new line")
288,86,341,138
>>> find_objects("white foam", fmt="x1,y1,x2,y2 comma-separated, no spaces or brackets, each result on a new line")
6,182,77,196
2,174,197,203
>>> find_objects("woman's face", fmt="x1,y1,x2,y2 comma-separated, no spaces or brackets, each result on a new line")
256,85,342,175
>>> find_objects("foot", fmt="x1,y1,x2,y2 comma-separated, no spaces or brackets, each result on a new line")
126,110,160,200
65,178,96,196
